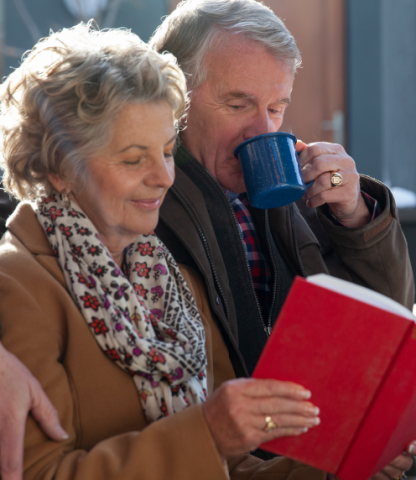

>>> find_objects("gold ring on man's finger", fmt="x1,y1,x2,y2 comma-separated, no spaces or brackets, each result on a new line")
330,172,343,188
264,415,277,433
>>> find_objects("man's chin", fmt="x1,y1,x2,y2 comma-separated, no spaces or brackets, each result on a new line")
217,171,246,194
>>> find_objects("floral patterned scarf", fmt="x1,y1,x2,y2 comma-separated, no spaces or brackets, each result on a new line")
34,193,207,423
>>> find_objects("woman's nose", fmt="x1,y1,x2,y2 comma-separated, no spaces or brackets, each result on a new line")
243,111,274,140
149,153,175,189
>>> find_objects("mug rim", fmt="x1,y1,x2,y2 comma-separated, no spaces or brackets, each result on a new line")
234,132,297,158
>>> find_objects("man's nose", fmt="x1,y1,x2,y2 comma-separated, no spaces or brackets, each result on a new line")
243,110,274,140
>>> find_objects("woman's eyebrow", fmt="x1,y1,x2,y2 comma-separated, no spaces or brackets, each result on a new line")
118,144,148,154
117,133,177,153
165,133,178,146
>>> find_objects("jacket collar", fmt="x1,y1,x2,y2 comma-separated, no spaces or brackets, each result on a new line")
6,202,54,256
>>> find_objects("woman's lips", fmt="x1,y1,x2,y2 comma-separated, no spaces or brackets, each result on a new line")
130,197,162,210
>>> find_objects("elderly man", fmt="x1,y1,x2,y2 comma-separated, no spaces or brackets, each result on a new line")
0,1,415,479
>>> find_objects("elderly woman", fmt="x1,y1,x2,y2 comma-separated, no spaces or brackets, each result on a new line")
0,24,324,480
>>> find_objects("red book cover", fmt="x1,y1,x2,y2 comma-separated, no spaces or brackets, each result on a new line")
252,275,416,480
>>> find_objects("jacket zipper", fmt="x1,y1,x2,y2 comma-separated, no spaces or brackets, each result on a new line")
264,211,278,336
170,185,231,324
290,203,306,277
201,167,267,337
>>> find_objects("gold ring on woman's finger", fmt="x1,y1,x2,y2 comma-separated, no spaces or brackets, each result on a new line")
330,172,343,188
393,472,407,480
264,415,277,433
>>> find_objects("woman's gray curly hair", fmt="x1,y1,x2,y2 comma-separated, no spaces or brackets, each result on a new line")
0,22,187,201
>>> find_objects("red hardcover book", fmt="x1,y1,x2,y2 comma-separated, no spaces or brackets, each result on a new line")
252,274,416,480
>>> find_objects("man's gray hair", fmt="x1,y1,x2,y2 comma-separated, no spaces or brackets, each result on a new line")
150,0,301,90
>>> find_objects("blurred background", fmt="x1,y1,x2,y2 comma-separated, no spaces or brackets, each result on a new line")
1,0,416,285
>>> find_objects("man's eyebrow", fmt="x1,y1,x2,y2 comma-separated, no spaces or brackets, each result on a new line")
221,91,256,100
118,134,177,154
221,91,291,104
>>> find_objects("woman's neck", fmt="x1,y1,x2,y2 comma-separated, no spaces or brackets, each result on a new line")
69,193,130,268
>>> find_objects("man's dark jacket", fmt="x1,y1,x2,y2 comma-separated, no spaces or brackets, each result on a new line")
155,146,415,377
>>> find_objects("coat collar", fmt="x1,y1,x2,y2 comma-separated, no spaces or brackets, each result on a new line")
6,202,54,256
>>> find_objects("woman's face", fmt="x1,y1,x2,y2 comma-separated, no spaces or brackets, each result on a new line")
72,101,176,253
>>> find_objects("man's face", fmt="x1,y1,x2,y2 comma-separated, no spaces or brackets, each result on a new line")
181,34,295,193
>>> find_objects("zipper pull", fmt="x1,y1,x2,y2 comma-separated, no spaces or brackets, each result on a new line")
264,325,272,336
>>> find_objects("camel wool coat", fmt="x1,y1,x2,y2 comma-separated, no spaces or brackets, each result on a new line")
0,203,327,480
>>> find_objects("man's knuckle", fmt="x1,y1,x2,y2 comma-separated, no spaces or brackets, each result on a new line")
308,144,320,157
1,457,20,475
333,143,345,154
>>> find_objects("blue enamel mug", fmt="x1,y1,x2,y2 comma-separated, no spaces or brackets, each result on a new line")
234,132,313,209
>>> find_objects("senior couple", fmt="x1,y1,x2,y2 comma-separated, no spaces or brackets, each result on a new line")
0,1,414,480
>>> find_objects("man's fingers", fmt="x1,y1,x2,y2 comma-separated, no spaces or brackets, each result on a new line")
30,380,68,441
305,182,359,210
0,413,25,480
298,142,346,167
295,139,307,153
371,473,390,480
388,453,413,471
406,440,416,455
380,465,403,479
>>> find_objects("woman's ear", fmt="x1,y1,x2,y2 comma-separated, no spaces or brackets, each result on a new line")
47,173,71,193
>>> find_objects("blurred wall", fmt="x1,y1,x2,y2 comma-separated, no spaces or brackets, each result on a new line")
348,0,416,192
265,0,346,146
0,0,168,79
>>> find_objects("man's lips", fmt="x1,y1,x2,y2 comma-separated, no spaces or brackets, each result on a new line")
130,197,162,210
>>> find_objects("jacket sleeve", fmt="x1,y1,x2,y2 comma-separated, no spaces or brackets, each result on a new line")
227,455,327,480
317,176,415,310
0,270,229,480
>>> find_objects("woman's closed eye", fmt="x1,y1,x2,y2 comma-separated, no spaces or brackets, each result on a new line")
123,156,144,165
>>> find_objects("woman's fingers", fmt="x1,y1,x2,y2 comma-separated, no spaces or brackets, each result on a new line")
234,377,312,400
251,395,319,417
254,412,320,431
202,378,319,459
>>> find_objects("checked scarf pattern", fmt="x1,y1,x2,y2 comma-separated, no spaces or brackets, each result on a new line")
34,193,207,423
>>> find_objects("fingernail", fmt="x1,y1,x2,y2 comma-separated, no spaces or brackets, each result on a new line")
302,427,309,433
306,406,320,416
58,427,69,440
306,416,320,427
409,444,416,454
299,389,312,399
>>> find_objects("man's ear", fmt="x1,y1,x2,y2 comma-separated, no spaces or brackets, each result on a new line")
47,173,71,193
